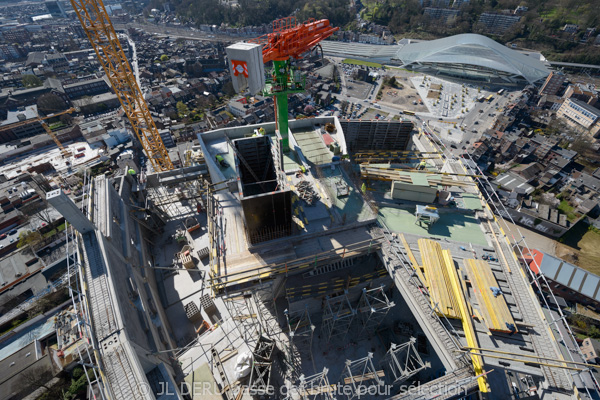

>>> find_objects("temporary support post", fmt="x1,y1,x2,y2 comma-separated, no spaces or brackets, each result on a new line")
356,285,395,338
380,338,429,386
297,368,336,400
285,306,315,352
321,291,356,344
339,353,383,400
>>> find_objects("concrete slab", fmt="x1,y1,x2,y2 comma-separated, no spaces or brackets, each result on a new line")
379,206,488,246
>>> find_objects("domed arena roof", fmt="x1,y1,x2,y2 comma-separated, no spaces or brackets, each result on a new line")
395,34,550,84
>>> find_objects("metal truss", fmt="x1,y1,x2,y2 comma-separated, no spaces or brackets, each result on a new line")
70,0,173,171
285,306,315,350
297,368,336,400
321,291,356,344
339,353,383,400
380,338,429,386
248,359,272,396
356,286,394,338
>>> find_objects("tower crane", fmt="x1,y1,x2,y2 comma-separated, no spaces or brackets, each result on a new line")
68,0,174,171
249,17,338,152
0,107,76,158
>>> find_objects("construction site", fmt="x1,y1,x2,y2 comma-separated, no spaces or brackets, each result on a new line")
37,5,600,400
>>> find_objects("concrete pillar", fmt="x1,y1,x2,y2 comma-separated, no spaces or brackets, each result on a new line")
46,189,95,234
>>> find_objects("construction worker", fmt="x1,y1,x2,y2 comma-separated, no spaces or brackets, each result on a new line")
215,154,227,168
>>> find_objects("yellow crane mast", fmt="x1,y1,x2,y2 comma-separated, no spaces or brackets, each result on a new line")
0,107,76,158
69,0,174,171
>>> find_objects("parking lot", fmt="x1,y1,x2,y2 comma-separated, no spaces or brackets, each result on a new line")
362,107,389,120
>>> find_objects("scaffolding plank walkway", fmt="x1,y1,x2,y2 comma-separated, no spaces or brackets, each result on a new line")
487,220,573,392
464,258,517,334
418,239,462,320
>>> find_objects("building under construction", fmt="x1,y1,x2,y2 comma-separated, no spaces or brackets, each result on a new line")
51,114,600,400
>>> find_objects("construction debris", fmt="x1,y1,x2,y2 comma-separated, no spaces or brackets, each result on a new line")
296,179,319,206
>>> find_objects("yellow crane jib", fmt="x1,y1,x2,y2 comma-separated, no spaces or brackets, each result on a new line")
69,0,174,171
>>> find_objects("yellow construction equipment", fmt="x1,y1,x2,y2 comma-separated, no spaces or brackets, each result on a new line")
0,107,76,157
69,0,173,171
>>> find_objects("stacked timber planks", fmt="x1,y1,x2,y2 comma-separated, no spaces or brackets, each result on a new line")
398,234,428,288
418,239,462,320
463,259,517,334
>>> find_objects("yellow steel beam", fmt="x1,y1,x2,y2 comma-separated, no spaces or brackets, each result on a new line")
69,0,173,171
443,247,489,393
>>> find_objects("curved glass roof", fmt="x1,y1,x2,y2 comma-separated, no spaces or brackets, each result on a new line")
395,34,550,84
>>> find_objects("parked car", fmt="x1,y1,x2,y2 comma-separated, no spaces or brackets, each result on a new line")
0,234,6,240
9,229,18,235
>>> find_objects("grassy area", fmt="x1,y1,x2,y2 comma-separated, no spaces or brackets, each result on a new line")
342,58,382,68
577,228,600,274
43,222,66,239
557,223,600,275
558,199,578,221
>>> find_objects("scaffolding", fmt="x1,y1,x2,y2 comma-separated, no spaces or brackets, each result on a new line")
339,353,384,400
297,368,336,400
285,306,315,351
356,286,394,338
321,291,356,344
380,338,429,386
224,293,261,348
249,336,275,396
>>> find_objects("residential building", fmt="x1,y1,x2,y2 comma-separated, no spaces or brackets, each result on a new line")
423,8,461,25
563,84,598,106
581,338,600,364
0,105,45,143
478,13,521,34
527,249,600,310
44,0,67,18
539,71,565,96
557,98,600,136
62,75,112,99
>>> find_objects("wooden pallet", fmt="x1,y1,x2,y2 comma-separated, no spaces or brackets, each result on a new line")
463,258,517,334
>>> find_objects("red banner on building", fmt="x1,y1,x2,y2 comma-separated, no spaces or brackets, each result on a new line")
231,60,248,77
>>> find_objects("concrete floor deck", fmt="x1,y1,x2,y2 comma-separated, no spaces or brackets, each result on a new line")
291,128,331,165
378,206,489,247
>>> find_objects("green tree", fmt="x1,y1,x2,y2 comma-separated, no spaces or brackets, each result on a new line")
160,54,169,62
17,230,42,249
22,74,43,88
176,101,189,118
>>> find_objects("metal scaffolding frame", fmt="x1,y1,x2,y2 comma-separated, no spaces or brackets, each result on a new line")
223,293,261,348
296,368,336,400
248,359,272,396
321,291,356,344
356,285,395,338
380,338,429,386
339,352,383,400
285,306,315,351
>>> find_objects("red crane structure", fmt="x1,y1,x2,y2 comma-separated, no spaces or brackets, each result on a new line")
250,17,338,152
